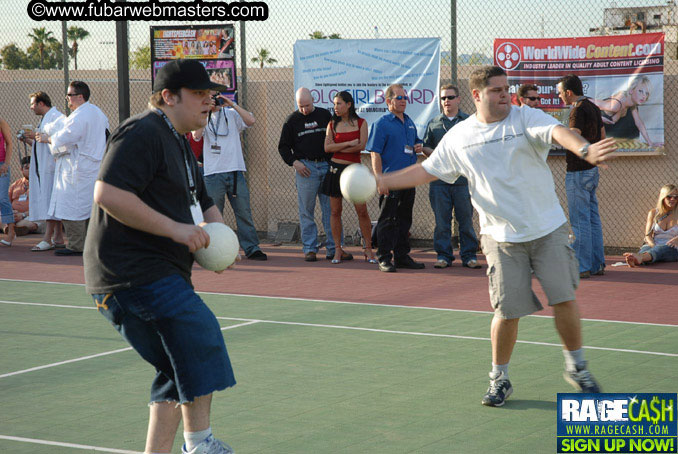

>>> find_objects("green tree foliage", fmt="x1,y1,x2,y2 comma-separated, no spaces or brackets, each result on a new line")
130,45,151,70
67,26,90,70
1,43,30,69
27,39,63,70
251,48,277,68
27,27,59,69
309,31,342,39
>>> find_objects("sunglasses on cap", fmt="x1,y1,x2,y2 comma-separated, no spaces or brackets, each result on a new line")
441,95,458,101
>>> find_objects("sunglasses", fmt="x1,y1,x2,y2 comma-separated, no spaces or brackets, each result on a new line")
66,93,81,97
391,95,409,101
441,95,458,101
666,195,678,200
524,96,540,101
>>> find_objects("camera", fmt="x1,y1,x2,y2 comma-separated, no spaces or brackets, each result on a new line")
17,125,33,141
212,95,226,107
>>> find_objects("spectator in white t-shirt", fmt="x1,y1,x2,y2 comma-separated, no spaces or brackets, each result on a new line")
192,94,267,261
376,66,617,407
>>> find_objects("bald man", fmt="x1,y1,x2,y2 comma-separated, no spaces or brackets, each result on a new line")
278,88,336,261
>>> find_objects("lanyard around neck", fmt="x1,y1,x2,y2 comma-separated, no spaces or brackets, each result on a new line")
152,108,196,193
208,109,228,139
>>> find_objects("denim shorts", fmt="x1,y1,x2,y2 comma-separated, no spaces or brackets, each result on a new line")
481,223,579,319
92,274,236,404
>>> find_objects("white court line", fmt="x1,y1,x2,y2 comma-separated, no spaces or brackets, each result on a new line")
0,299,676,358
0,435,141,453
215,316,678,358
0,347,134,379
0,300,97,310
0,318,258,379
1,277,677,327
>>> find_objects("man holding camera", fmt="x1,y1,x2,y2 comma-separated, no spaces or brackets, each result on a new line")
192,94,267,260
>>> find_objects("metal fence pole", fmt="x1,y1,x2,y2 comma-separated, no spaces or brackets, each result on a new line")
116,18,131,123
239,20,249,161
61,14,70,115
239,21,247,109
450,0,457,84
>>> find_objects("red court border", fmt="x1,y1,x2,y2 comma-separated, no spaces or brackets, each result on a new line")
1,235,676,325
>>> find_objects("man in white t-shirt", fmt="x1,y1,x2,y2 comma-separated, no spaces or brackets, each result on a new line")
377,66,617,407
193,94,267,260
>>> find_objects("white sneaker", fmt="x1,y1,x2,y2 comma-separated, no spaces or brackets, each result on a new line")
182,435,234,454
433,259,450,269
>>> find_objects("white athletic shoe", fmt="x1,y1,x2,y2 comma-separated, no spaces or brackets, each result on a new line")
182,435,234,454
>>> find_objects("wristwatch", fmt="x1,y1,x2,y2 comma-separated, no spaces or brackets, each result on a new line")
578,144,590,160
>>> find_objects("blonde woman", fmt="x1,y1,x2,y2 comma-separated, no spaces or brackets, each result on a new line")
624,184,678,266
593,76,660,147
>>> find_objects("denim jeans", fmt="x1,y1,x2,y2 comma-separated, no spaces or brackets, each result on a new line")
92,274,236,404
295,159,335,255
429,180,478,264
204,171,261,256
0,164,12,224
566,168,605,273
639,244,678,263
376,188,415,263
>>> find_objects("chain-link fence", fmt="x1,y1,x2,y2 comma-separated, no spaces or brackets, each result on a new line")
1,0,676,249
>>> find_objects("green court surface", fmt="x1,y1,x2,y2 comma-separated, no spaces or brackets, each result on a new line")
1,280,676,454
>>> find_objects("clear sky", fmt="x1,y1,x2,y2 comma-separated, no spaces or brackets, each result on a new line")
0,0,664,70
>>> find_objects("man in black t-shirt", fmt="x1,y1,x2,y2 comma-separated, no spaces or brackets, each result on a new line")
278,87,338,262
557,74,606,279
84,60,237,454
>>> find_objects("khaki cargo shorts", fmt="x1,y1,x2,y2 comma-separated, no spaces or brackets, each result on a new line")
481,223,579,319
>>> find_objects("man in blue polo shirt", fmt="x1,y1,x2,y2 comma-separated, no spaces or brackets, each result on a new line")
367,83,425,272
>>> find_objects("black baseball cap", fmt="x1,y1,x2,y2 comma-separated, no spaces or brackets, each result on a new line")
153,59,229,93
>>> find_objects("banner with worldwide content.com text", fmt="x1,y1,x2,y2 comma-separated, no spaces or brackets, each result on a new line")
494,33,664,156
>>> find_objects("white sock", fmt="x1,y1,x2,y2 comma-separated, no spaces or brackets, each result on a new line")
563,348,585,372
184,427,212,451
491,363,509,380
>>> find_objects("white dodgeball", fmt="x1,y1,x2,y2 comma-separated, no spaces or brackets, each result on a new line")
340,163,377,203
193,223,240,271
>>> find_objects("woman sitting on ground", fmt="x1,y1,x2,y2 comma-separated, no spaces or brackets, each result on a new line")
624,184,678,267
6,156,39,238
321,91,376,264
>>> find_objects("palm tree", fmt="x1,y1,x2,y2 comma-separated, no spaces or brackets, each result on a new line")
251,48,277,68
27,27,58,69
67,26,90,70
309,31,341,39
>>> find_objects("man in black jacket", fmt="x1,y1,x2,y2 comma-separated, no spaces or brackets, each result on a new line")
278,87,337,261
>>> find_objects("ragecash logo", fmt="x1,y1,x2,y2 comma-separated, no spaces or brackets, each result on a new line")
557,393,677,453
495,42,521,70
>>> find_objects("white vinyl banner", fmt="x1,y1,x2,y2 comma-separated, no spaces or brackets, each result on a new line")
294,38,441,137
